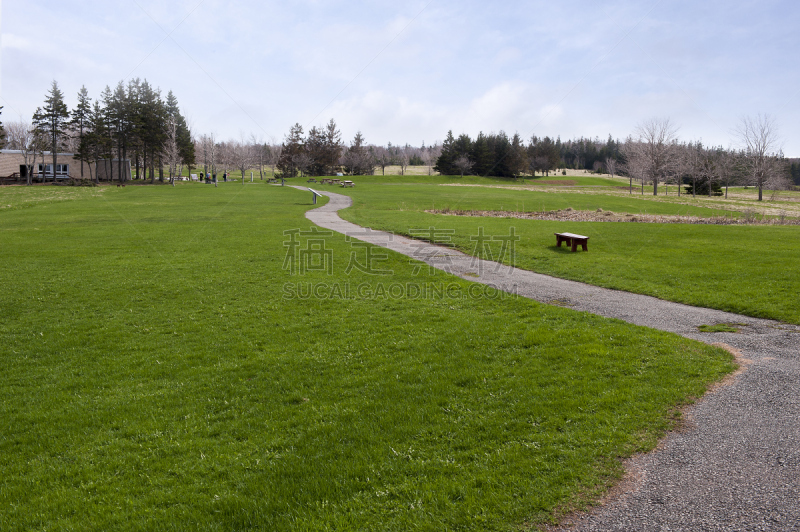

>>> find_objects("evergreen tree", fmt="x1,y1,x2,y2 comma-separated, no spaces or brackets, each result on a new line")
489,131,512,177
323,119,343,175
470,133,492,176
32,80,70,181
434,131,457,175
276,123,304,178
70,86,92,177
165,90,195,174
305,126,325,176
0,107,6,148
137,81,167,182
507,133,528,178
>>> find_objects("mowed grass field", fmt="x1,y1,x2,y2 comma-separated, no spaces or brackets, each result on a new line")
0,183,734,531
336,180,800,324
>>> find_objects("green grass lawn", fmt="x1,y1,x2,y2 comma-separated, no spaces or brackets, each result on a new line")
338,183,800,324
0,182,734,530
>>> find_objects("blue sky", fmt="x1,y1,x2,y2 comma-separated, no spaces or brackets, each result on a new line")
2,0,798,154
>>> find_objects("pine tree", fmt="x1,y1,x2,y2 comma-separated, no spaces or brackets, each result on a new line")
32,80,70,181
0,106,6,148
323,119,343,175
470,133,492,176
276,123,304,178
70,86,92,177
165,90,195,175
434,131,458,175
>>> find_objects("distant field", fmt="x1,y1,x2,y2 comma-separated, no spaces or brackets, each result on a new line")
0,182,733,530
338,183,800,324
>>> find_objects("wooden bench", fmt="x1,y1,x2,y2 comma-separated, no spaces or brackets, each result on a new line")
320,178,333,184
307,178,317,183
555,232,589,252
341,180,354,187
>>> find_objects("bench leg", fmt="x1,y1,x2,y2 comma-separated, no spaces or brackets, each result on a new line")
581,241,588,251
571,239,578,252
556,237,563,247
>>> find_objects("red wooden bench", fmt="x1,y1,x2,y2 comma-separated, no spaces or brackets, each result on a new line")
555,232,589,252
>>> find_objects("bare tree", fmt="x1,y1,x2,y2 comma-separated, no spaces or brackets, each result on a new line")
715,147,738,199
424,143,442,176
266,142,282,177
293,153,313,178
397,145,410,175
453,155,473,178
6,120,45,185
374,146,392,175
736,114,786,201
233,136,253,183
633,118,679,196
621,138,646,195
605,157,617,179
250,134,264,180
164,117,180,185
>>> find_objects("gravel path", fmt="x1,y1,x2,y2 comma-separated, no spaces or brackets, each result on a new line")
299,188,800,531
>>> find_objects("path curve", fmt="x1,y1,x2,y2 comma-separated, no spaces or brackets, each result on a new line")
301,187,800,530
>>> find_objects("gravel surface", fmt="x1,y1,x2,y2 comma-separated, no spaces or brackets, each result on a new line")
299,188,800,531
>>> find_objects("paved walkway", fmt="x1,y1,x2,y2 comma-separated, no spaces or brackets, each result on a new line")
300,188,800,531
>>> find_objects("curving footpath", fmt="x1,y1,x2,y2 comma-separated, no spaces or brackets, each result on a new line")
300,188,800,531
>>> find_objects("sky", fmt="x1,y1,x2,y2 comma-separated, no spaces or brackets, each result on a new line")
1,0,798,155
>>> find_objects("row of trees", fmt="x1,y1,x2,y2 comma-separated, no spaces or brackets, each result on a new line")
274,120,443,178
435,131,577,178
432,116,791,201
621,116,790,201
434,130,623,178
4,80,195,185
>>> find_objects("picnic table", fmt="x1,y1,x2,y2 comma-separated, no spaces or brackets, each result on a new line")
330,178,341,184
307,178,317,183
554,232,589,252
321,178,333,184
268,178,279,183
341,180,354,187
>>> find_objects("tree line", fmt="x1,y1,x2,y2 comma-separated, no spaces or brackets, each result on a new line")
4,80,195,185
434,130,622,178
271,121,444,179
620,116,791,201
432,115,792,201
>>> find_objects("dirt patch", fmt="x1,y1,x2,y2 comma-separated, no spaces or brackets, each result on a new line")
534,180,577,186
426,208,800,226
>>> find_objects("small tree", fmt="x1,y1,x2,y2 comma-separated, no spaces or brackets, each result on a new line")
736,114,784,201
7,120,45,185
164,117,180,184
453,155,473,178
632,118,679,196
605,157,617,179
233,136,253,182
397,145,410,175
293,152,313,178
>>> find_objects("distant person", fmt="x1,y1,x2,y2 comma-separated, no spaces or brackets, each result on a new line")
223,172,227,182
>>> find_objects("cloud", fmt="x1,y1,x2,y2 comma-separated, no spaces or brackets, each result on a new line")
1,0,798,154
